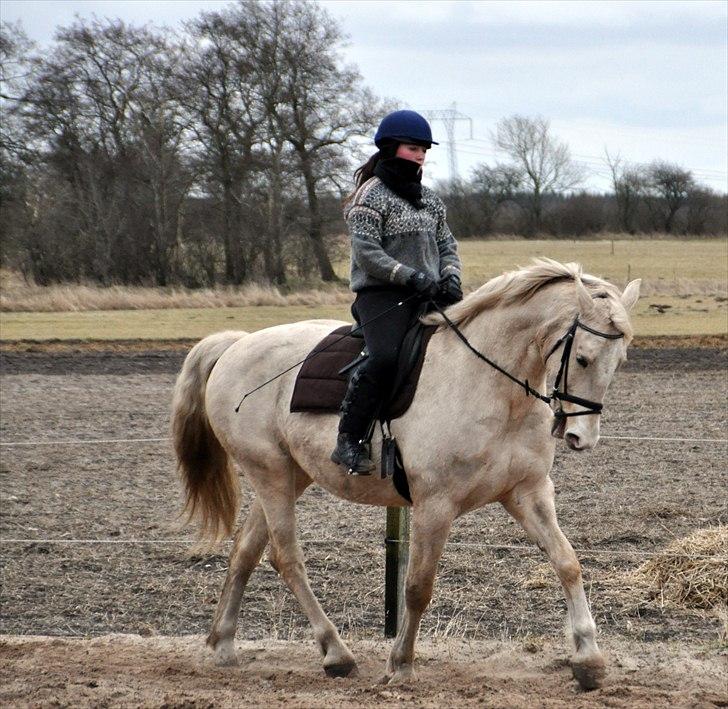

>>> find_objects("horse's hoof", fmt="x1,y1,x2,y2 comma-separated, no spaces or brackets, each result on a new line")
209,639,239,667
214,652,239,667
323,661,358,678
572,656,606,690
386,667,417,685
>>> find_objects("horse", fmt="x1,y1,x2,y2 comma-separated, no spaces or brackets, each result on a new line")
171,259,641,689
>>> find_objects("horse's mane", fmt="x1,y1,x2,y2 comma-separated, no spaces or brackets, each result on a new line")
425,258,633,338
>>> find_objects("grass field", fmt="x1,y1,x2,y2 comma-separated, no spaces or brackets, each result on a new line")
1,295,725,340
455,238,728,290
1,239,726,340
0,305,352,341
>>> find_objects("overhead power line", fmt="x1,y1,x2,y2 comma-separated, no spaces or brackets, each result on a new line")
447,141,726,189
464,137,727,178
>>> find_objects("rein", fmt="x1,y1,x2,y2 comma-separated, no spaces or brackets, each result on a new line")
430,302,624,421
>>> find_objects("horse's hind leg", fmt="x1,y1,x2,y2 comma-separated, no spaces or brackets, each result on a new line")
502,479,605,690
207,472,313,665
207,499,269,665
250,468,357,678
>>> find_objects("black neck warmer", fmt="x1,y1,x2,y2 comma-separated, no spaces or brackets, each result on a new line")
374,157,425,209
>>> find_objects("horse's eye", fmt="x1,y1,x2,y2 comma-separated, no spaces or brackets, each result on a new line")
576,355,589,368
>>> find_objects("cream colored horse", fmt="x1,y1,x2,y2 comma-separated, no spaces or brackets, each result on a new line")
172,259,640,689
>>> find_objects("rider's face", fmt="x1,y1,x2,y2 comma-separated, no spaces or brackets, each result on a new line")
395,143,428,166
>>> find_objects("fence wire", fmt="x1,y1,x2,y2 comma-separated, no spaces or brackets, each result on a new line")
0,536,724,562
1,434,725,447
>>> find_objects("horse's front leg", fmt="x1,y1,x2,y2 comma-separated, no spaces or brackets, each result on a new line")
502,478,605,690
383,498,455,685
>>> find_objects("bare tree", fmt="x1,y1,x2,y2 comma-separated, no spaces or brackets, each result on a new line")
178,10,264,285
470,163,523,233
493,115,583,234
645,160,694,233
604,149,647,234
437,178,480,237
21,19,178,282
132,40,197,286
0,22,36,267
0,22,35,159
685,187,717,235
242,1,300,285
260,0,383,281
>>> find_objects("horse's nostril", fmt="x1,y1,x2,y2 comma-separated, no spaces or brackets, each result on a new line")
565,432,582,449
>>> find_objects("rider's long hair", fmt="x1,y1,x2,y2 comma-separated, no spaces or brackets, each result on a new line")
343,141,397,205
353,152,381,190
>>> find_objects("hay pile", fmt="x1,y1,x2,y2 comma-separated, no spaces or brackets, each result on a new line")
630,526,728,610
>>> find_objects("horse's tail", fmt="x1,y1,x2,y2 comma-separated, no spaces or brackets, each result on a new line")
172,330,247,544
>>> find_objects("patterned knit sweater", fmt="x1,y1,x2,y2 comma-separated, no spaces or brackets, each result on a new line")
345,176,461,292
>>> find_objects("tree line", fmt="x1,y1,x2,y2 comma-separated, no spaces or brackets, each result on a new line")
444,127,726,240
1,1,725,288
1,1,381,286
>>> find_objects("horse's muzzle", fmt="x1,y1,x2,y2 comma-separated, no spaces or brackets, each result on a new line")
565,432,586,450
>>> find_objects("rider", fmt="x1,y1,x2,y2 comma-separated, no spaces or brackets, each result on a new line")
331,109,464,474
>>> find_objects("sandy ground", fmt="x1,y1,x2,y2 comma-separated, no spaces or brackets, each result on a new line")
1,343,726,706
1,634,726,708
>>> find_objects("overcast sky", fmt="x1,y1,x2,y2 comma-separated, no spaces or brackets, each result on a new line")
2,0,726,191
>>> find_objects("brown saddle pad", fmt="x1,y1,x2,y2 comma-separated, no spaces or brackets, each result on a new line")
290,324,436,420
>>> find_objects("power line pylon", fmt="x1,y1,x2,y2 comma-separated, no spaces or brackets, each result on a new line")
420,103,473,182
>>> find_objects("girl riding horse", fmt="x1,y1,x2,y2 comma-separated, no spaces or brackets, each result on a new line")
332,110,464,474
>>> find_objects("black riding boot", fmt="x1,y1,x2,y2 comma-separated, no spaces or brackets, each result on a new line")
331,368,379,475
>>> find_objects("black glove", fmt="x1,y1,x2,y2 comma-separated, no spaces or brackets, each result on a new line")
407,270,439,299
437,274,463,305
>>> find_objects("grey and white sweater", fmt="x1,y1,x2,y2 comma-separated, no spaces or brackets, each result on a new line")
345,176,461,292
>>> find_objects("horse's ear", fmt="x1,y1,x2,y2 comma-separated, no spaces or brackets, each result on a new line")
621,279,641,311
575,279,596,318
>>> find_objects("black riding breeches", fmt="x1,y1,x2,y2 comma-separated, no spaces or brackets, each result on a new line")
353,287,421,387
338,287,421,435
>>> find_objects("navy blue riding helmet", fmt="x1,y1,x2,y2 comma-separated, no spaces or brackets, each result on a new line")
374,110,439,148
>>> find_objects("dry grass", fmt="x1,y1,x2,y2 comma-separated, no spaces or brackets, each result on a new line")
715,605,728,644
1,289,726,341
2,238,726,339
623,527,728,611
3,238,726,313
0,305,354,341
639,279,728,297
0,269,351,313
521,562,554,590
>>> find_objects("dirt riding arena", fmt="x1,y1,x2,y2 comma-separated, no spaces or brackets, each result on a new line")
1,342,726,707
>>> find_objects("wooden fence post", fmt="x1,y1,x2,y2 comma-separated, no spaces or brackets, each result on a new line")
384,505,410,638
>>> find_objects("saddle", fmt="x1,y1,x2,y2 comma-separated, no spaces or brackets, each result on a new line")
289,321,436,420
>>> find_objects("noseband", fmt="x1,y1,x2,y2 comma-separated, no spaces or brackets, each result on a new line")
546,317,624,423
431,304,624,423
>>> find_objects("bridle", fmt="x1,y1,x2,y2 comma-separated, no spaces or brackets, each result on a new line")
545,316,625,425
431,303,624,424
